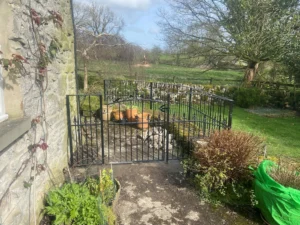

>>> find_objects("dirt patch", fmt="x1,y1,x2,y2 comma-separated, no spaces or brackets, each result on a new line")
246,107,296,117
134,63,152,68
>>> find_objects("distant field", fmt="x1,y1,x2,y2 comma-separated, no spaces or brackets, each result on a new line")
78,60,244,85
143,64,243,85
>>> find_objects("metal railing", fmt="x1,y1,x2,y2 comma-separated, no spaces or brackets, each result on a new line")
66,80,234,166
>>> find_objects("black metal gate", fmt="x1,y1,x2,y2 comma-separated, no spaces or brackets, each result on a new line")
67,81,233,166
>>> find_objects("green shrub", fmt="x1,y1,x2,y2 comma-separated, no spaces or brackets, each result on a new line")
99,169,116,205
45,183,109,225
225,85,300,111
267,90,289,108
80,96,101,113
232,87,268,108
188,130,262,200
84,169,116,205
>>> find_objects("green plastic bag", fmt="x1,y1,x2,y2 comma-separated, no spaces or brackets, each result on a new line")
254,160,300,225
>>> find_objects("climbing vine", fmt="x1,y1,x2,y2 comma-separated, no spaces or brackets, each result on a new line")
0,2,68,220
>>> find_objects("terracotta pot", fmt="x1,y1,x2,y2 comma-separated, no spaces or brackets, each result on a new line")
126,108,138,122
112,110,124,121
136,113,150,129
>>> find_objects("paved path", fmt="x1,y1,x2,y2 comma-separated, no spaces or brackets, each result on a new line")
111,161,262,225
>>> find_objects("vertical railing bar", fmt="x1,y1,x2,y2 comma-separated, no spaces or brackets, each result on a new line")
136,123,138,161
228,100,234,129
100,95,105,164
88,95,93,162
150,82,153,110
130,103,133,161
84,116,88,165
158,114,162,161
119,103,122,161
74,116,79,165
95,97,99,160
198,97,201,137
223,100,226,124
147,113,150,161
141,99,144,161
113,108,116,157
182,113,186,159
171,114,175,160
152,102,155,160
188,88,192,121
174,114,179,159
125,111,127,162
107,105,110,162
66,95,74,166
104,80,107,102
218,99,222,131
77,96,82,148
166,94,170,163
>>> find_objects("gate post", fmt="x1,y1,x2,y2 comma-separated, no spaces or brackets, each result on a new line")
99,95,105,164
166,94,170,163
66,95,74,166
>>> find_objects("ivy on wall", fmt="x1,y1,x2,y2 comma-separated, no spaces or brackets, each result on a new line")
0,2,70,222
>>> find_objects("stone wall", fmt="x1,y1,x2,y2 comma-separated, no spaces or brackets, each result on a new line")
0,0,76,224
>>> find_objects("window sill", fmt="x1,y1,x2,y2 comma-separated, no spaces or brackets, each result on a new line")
0,117,31,154
0,114,8,123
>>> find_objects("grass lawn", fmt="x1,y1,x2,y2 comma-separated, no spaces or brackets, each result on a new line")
144,64,243,85
78,60,244,86
232,107,300,160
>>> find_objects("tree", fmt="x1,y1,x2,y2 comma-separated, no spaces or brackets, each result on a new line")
150,45,162,64
74,1,124,91
158,0,300,81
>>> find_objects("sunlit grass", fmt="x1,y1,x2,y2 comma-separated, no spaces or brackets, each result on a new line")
232,107,300,160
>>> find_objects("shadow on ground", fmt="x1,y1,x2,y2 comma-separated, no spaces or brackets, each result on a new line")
71,161,263,225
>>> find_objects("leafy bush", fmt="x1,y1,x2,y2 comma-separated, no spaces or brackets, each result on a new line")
189,130,262,198
99,169,116,205
84,177,99,196
229,87,268,108
45,183,110,225
84,169,116,205
45,169,116,225
224,85,300,111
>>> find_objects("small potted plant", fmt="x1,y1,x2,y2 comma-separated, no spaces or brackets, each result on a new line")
125,105,138,122
136,112,151,129
112,110,124,121
111,104,126,121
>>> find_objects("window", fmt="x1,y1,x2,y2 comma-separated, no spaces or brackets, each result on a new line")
0,45,8,122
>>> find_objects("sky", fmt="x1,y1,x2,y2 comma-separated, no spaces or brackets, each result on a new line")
87,0,166,49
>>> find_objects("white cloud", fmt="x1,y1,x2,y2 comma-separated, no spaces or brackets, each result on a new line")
96,0,151,10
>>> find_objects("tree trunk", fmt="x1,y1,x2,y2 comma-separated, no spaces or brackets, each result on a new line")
84,60,88,91
244,62,259,82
